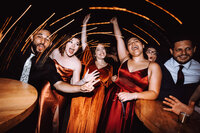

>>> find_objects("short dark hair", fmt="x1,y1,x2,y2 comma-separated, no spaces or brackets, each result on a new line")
169,29,197,49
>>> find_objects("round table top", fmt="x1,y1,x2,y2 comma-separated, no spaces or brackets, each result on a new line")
135,99,200,133
0,78,38,133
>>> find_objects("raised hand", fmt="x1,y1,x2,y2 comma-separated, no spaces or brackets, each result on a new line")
110,17,117,24
82,14,91,51
80,78,100,93
83,69,99,83
83,14,91,25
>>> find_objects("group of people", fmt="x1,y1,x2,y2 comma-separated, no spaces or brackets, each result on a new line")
1,13,200,133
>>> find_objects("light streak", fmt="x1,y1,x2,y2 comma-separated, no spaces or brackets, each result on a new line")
2,26,30,71
81,22,111,27
87,31,113,35
42,35,66,64
122,28,148,44
0,17,12,34
0,26,17,56
145,0,182,24
35,34,58,64
133,24,160,45
90,43,110,48
83,27,98,32
89,7,165,31
50,8,83,26
25,13,55,42
23,13,55,53
0,5,32,43
49,19,75,38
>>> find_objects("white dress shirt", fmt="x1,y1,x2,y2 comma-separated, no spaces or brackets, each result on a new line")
164,58,200,84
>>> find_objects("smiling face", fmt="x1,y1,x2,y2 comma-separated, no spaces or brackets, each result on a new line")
31,29,52,54
170,40,196,64
95,44,106,60
127,37,144,57
64,37,80,57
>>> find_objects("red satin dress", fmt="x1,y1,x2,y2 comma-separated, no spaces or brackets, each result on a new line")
98,60,149,133
36,60,73,133
66,46,113,133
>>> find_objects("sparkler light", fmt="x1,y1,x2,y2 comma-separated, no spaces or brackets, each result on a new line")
0,17,12,36
49,19,75,38
25,13,55,43
81,22,111,27
122,28,148,44
133,24,160,45
0,5,32,43
87,31,113,35
50,8,83,26
145,0,182,24
89,7,165,31
22,13,55,53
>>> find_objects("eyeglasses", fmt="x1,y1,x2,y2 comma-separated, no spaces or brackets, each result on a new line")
146,50,157,55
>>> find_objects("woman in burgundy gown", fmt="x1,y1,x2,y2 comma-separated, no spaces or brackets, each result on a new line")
98,17,162,133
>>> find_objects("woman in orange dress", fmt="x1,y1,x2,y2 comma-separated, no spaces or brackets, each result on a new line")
66,14,113,133
36,15,99,133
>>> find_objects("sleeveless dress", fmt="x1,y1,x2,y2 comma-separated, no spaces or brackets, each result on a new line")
36,60,73,133
98,60,149,133
66,46,113,133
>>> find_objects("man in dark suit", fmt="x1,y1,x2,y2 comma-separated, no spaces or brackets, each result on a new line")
158,33,200,115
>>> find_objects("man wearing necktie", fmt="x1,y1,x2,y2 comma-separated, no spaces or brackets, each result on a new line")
157,32,200,116
1,29,99,132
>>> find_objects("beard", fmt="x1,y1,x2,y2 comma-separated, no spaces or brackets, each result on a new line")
31,42,52,68
31,43,45,56
173,54,192,64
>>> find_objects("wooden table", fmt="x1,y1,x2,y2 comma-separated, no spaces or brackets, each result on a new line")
0,78,38,133
135,99,200,133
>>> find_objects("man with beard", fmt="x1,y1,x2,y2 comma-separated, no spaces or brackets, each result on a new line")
1,29,98,132
157,33,200,116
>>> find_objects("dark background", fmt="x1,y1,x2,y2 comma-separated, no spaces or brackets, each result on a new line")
1,0,200,64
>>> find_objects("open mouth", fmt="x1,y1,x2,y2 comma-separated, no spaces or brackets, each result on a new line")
69,48,75,54
37,44,45,51
131,45,139,50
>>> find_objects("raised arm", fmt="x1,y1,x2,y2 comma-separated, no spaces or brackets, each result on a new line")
110,17,129,63
81,14,91,51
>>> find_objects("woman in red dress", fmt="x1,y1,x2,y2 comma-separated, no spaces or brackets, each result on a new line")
66,14,113,133
98,17,162,133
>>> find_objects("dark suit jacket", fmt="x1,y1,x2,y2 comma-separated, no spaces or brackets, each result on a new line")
0,46,62,92
157,63,199,104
